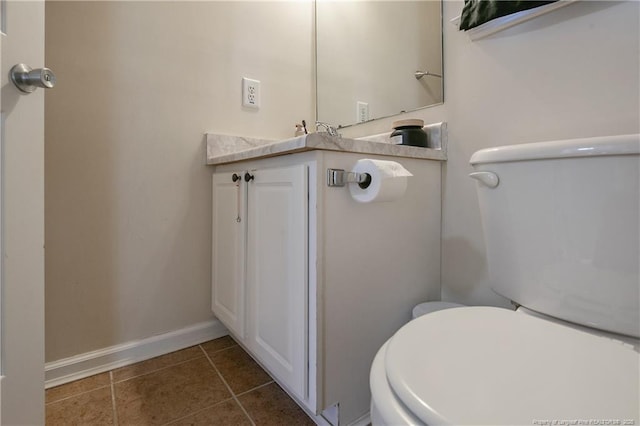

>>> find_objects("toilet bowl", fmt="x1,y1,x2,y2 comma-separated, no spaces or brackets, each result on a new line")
370,306,639,425
372,301,465,426
370,134,640,425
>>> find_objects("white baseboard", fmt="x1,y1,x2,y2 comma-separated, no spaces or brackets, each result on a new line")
45,319,228,389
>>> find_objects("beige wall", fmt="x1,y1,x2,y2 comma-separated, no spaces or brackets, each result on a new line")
342,1,640,307
46,0,640,362
45,1,314,362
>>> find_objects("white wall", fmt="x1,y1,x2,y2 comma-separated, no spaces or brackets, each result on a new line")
44,1,314,362
342,1,640,307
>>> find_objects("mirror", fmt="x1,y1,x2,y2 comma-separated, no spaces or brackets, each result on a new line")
315,0,443,129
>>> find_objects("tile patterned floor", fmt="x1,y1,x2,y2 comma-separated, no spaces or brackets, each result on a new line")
46,336,315,425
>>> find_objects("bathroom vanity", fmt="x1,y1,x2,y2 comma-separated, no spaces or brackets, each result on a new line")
207,130,445,425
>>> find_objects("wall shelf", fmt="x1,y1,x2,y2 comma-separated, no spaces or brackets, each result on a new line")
451,1,577,41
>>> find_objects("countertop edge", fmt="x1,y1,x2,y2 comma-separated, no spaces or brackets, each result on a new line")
206,132,447,165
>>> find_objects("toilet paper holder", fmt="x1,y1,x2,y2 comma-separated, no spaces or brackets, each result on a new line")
327,168,372,188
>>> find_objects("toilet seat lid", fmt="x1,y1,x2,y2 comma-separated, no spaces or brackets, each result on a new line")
385,307,639,426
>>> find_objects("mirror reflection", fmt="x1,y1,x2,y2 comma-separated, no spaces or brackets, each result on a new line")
316,0,443,129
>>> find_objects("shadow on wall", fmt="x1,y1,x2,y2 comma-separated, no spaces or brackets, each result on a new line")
44,1,120,361
44,1,218,364
440,236,509,306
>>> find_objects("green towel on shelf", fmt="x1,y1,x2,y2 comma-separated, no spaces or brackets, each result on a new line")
459,0,558,31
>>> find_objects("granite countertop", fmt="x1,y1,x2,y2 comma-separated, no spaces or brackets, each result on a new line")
206,123,447,165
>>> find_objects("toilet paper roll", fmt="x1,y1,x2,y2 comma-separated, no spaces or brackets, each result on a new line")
349,159,412,203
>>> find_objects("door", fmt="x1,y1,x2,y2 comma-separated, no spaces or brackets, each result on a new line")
246,164,308,400
212,171,246,339
0,0,46,423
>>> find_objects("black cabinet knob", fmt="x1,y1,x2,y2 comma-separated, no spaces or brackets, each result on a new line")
232,173,241,182
244,172,255,182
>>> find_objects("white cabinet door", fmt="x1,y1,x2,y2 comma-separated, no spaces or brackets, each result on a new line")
246,164,308,399
212,172,246,339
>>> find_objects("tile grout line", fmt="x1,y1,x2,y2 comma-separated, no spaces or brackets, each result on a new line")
112,354,206,384
45,384,112,405
109,371,119,426
199,344,257,426
234,380,275,398
112,343,238,384
160,396,236,426
202,343,238,355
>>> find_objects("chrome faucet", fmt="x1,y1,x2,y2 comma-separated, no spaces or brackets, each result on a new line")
315,121,341,138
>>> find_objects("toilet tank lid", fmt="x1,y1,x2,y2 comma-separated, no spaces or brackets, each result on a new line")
470,134,639,165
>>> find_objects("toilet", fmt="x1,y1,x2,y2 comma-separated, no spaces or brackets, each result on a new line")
370,134,640,425
411,302,464,319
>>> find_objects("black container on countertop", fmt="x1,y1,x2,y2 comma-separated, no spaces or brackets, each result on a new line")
390,119,428,148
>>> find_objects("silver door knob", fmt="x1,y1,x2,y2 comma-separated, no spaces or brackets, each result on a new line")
10,63,56,93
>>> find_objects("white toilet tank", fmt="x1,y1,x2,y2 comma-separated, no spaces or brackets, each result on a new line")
470,134,640,338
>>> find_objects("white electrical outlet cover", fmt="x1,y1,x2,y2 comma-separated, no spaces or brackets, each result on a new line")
357,101,369,122
242,77,260,109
